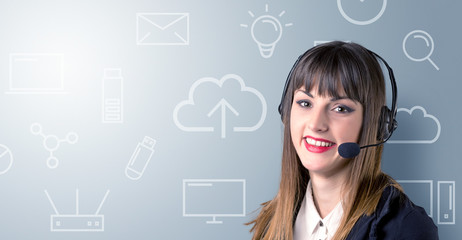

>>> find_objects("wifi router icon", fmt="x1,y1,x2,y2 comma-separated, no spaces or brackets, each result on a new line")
44,189,110,232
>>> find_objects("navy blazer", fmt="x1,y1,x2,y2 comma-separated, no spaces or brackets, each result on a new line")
346,185,438,239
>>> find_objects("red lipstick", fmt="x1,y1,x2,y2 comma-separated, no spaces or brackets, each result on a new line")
303,136,336,153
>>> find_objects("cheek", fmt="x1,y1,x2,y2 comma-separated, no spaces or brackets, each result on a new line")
345,114,363,142
289,110,303,142
351,121,363,141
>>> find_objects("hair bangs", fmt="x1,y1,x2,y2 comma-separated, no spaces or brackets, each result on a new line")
292,52,364,104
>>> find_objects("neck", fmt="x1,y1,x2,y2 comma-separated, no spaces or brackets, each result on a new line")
310,165,351,218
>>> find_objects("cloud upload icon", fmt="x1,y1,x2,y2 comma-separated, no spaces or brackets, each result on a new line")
173,74,267,139
387,106,441,144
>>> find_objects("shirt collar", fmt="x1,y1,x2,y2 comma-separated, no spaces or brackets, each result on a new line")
294,180,344,239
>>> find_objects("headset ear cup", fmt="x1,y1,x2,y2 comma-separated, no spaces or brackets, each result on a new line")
390,115,398,136
378,106,392,141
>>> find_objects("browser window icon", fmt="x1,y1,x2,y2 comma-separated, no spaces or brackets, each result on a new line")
7,53,66,94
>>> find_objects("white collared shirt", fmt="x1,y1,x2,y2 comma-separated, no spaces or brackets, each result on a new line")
293,181,344,240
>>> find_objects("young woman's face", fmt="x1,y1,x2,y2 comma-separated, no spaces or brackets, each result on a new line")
290,86,363,177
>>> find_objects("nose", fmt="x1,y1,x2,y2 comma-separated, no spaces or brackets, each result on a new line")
307,107,329,132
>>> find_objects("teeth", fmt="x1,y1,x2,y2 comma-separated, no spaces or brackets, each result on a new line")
306,138,333,147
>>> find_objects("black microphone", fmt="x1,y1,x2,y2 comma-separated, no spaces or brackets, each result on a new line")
338,142,361,158
338,141,386,159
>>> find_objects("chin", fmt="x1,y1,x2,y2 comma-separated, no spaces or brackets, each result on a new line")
300,160,329,172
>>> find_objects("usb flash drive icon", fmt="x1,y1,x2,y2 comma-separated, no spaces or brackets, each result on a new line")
125,136,156,180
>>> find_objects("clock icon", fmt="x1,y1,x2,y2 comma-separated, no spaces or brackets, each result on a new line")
0,144,13,175
337,0,387,25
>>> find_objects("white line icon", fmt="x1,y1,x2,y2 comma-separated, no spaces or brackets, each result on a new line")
207,99,240,139
403,30,439,70
136,13,189,45
387,106,441,144
125,136,156,180
0,144,13,175
337,0,387,25
438,181,455,225
240,4,293,58
102,68,124,123
173,74,267,139
7,53,67,94
30,123,78,169
183,179,246,224
397,180,433,218
44,189,110,232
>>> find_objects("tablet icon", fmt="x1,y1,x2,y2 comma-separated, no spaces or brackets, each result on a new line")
403,30,439,70
240,4,293,58
337,0,387,25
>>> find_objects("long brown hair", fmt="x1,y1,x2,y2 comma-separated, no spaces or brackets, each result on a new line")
247,41,399,240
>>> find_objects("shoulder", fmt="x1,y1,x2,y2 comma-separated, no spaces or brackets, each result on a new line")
375,185,439,239
347,185,439,240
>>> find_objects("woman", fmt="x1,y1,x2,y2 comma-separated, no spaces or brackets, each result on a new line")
247,41,438,240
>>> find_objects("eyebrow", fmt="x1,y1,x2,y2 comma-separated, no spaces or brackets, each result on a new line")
295,89,351,102
330,96,351,101
296,89,313,98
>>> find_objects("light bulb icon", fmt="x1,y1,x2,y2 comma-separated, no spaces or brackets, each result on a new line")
251,15,282,58
241,4,292,59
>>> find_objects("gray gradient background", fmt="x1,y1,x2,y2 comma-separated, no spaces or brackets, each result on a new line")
0,0,459,239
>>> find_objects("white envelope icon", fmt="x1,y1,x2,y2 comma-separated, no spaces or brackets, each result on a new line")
136,13,189,45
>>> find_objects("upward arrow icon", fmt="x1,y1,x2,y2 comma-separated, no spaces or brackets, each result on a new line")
207,98,239,139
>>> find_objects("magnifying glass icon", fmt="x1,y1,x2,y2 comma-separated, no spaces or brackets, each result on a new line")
403,30,439,70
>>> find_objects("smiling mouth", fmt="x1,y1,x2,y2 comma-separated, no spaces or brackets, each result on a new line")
303,136,336,153
305,137,334,147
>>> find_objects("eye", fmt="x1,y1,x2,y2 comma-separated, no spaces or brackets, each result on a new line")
296,100,311,108
333,105,353,113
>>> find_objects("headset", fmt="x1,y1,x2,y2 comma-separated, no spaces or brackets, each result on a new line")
277,43,398,157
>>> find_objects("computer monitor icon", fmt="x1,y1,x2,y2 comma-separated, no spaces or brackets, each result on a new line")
397,180,433,218
44,189,110,232
183,179,246,224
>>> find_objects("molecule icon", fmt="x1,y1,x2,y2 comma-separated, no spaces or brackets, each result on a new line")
30,123,78,169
